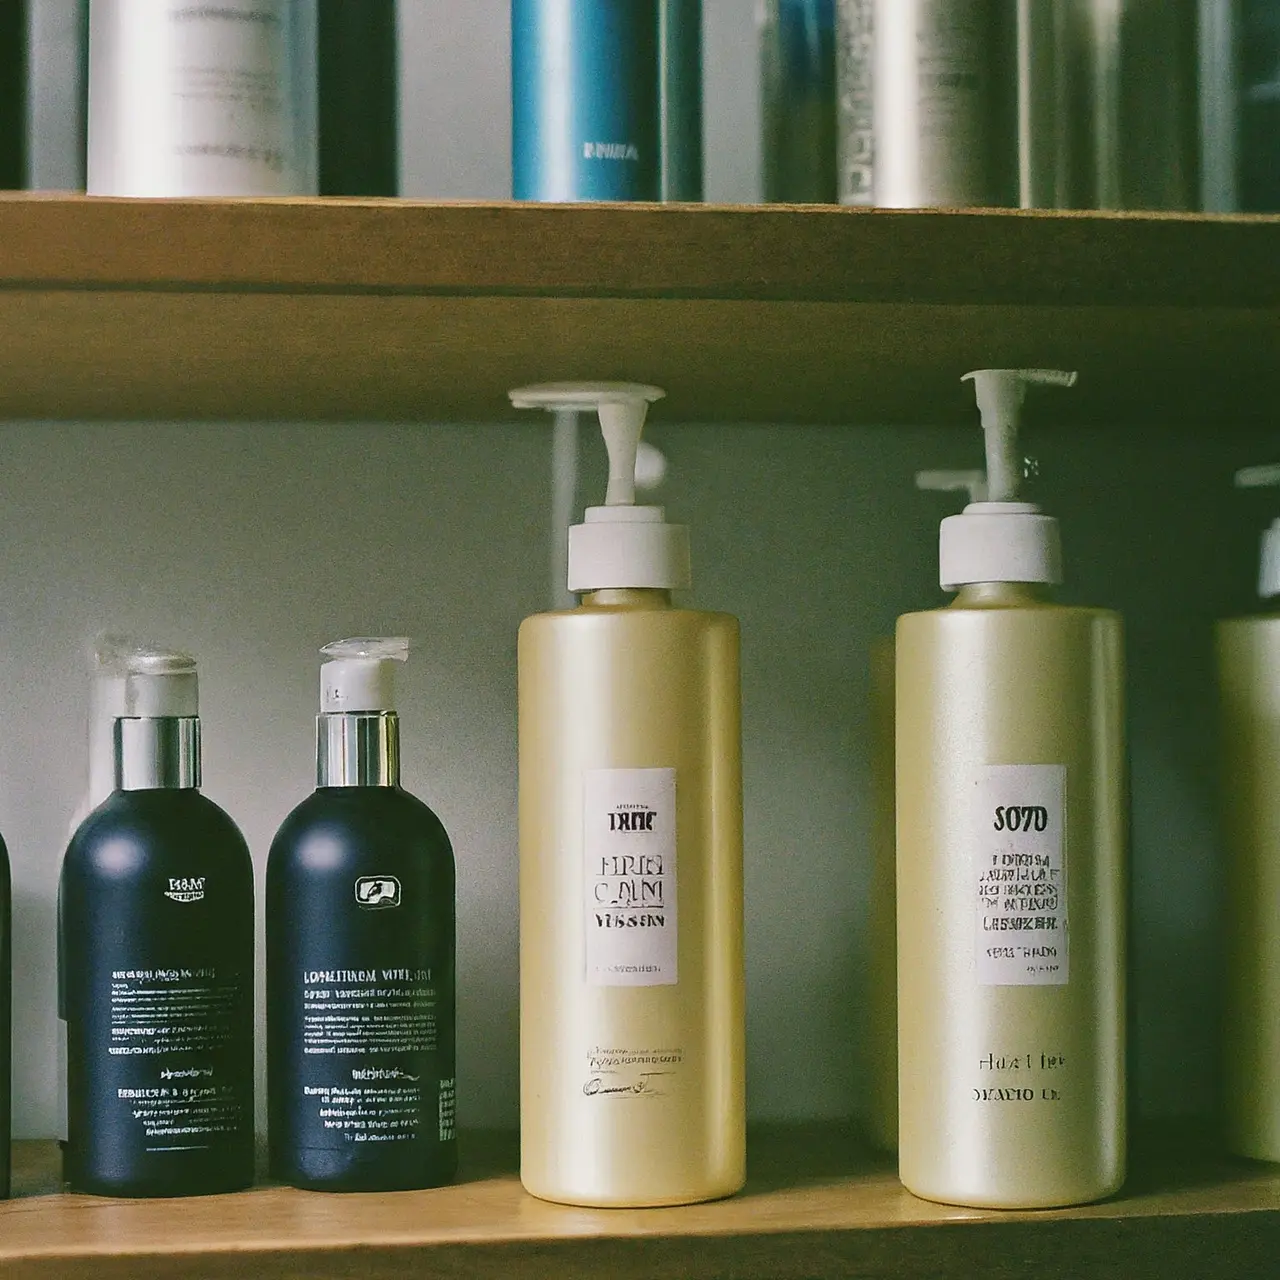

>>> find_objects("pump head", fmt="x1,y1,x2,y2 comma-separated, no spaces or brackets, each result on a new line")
320,637,409,714
936,368,1077,591
1234,465,1280,599
509,381,692,592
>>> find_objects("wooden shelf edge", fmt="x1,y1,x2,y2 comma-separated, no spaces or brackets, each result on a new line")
0,195,1277,309
1,1129,1278,1279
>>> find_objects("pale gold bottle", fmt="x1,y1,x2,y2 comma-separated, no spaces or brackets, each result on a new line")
1219,465,1280,1162
895,369,1126,1209
512,381,745,1208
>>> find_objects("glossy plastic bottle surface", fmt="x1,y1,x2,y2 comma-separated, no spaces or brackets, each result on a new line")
1218,611,1280,1159
895,583,1126,1208
267,786,456,1191
60,790,254,1197
518,588,744,1207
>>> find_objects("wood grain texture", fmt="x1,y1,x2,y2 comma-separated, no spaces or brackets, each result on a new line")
0,1128,1278,1279
0,196,1273,424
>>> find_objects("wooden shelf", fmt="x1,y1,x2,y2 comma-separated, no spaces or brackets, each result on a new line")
2,1128,1278,1278
0,194,1275,424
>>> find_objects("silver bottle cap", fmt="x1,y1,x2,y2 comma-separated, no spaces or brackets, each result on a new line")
115,717,201,791
317,712,400,788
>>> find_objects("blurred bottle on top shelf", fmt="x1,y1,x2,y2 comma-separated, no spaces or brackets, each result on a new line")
760,0,837,201
836,0,874,204
1018,0,1197,211
87,0,316,196
872,0,1016,208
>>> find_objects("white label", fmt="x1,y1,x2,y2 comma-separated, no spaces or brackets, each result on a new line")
584,768,677,986
973,765,1068,986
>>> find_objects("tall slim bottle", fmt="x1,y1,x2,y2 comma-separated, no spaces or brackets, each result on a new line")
873,0,1016,207
267,638,457,1191
512,0,660,201
59,645,255,1197
1219,464,1280,1160
511,381,744,1208
896,368,1126,1209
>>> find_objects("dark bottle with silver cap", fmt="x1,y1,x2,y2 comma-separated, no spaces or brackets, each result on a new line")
58,645,254,1197
266,638,457,1191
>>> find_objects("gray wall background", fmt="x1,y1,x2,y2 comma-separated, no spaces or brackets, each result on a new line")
7,0,1263,1136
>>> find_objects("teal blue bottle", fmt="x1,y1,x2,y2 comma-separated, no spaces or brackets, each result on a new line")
512,0,660,200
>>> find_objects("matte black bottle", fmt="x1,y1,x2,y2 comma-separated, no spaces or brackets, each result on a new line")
267,639,456,1192
59,656,254,1197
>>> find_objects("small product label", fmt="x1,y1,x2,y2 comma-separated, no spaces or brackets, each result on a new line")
584,768,677,986
973,765,1068,985
298,967,442,1147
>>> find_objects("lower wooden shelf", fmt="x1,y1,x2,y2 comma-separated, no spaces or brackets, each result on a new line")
0,1127,1277,1279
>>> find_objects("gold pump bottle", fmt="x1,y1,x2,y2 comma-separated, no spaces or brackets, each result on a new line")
896,370,1126,1209
511,382,745,1208
1219,465,1280,1162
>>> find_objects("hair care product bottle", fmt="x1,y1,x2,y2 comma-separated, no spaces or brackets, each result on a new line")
836,0,874,204
659,0,702,200
511,381,744,1207
760,0,837,201
87,0,314,196
267,638,456,1191
512,0,660,201
873,0,1015,207
866,468,987,1155
1219,464,1280,1160
896,369,1126,1208
317,0,396,195
59,643,254,1197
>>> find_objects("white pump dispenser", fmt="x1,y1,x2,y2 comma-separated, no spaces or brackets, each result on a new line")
1234,465,1280,600
510,382,691,593
938,369,1076,591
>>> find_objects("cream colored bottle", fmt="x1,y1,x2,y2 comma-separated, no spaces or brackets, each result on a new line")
511,381,745,1208
1219,464,1280,1162
896,369,1126,1209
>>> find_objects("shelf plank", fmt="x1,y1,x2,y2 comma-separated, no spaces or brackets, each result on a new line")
2,1128,1278,1279
0,195,1275,424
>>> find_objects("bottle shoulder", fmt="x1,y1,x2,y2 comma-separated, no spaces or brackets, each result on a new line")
269,787,453,861
520,605,738,635
64,790,250,873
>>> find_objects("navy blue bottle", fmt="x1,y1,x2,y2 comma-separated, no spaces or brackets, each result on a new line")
512,0,660,200
59,652,254,1197
267,639,456,1192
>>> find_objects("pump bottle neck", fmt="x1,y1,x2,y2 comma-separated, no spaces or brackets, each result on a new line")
115,717,201,791
317,712,401,787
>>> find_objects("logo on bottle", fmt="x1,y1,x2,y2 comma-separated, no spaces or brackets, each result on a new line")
164,876,206,903
354,876,401,909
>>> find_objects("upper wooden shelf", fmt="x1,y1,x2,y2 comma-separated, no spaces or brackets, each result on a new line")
2,1127,1279,1278
0,194,1276,424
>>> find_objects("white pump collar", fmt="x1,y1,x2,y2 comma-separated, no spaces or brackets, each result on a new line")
1236,465,1280,599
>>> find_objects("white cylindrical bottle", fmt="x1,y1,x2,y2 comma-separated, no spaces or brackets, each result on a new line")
896,369,1126,1209
87,0,314,196
1219,465,1280,1160
873,0,1015,208
512,382,745,1208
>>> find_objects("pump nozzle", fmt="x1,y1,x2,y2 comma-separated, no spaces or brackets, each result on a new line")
961,369,1077,502
509,381,690,593
1232,465,1280,599
320,637,409,713
916,470,988,504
